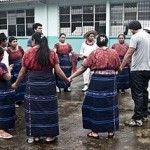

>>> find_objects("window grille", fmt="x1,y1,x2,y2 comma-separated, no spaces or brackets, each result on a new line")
0,9,34,36
110,0,150,36
59,4,106,36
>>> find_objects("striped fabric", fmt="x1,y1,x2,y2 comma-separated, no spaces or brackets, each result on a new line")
117,56,130,90
82,74,119,133
25,69,59,137
10,60,26,103
55,55,71,89
0,79,16,130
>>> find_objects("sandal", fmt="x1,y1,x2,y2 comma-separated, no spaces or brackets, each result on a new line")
108,132,114,138
34,137,40,142
87,132,99,139
0,131,13,139
45,137,57,143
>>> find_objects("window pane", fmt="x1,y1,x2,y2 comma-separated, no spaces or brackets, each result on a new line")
0,19,7,24
83,5,93,13
60,6,70,14
26,23,33,36
71,23,82,35
0,25,7,29
95,14,106,21
17,25,25,36
125,12,136,20
71,6,82,14
95,5,106,13
26,9,34,16
16,18,25,24
83,14,93,21
60,15,70,22
95,22,105,34
26,17,34,23
8,25,16,36
72,14,82,22
60,23,70,28
0,11,6,18
138,12,150,20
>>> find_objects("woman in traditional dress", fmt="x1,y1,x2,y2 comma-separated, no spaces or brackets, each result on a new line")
7,36,25,106
112,34,130,94
79,30,98,92
12,32,69,143
0,47,16,139
54,33,78,92
69,35,121,139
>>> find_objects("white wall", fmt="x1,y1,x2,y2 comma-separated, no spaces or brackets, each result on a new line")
47,4,58,36
34,4,48,36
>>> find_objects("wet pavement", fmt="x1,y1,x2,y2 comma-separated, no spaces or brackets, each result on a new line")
1,76,150,150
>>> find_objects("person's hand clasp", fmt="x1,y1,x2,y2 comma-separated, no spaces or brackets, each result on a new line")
9,64,14,72
12,83,18,89
68,77,73,83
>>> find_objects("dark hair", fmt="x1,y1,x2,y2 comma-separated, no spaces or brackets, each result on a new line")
0,47,4,56
0,33,7,44
97,35,108,47
118,34,125,39
9,36,17,43
59,33,66,38
128,21,142,30
32,32,50,66
32,23,42,31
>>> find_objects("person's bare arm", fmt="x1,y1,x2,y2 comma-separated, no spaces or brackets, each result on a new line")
121,47,135,69
69,66,86,81
12,66,27,89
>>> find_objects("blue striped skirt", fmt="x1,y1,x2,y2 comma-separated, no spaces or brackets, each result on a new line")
117,66,130,90
0,80,16,129
10,60,26,103
25,69,59,137
82,74,119,132
55,55,71,89
117,57,130,90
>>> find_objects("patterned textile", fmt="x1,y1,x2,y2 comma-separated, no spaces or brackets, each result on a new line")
0,63,16,130
25,69,59,137
7,47,26,103
82,73,119,132
111,43,129,57
82,48,121,71
54,43,73,89
117,57,130,90
23,48,58,70
10,60,26,103
7,46,24,61
55,54,71,89
111,43,130,90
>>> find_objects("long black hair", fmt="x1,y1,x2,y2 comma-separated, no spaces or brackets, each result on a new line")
32,32,50,66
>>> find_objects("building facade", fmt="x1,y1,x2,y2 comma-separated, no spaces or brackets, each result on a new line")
0,0,150,52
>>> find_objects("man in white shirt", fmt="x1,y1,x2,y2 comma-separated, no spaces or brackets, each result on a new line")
0,33,8,68
80,30,97,91
121,21,150,127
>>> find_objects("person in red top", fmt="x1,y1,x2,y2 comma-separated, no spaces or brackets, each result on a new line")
54,33,78,92
7,36,25,106
112,34,130,94
0,47,16,139
69,35,121,139
12,32,69,143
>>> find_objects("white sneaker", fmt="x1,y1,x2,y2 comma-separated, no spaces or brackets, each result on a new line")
27,137,34,143
82,85,88,92
56,87,61,93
